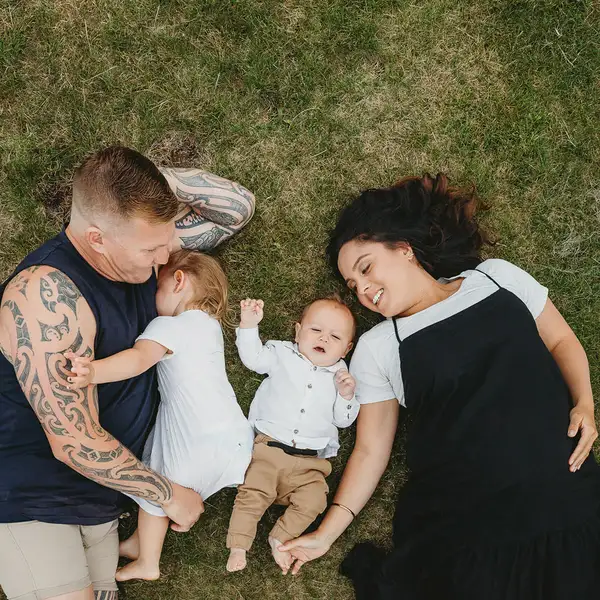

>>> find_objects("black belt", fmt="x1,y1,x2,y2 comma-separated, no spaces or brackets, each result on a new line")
266,441,318,457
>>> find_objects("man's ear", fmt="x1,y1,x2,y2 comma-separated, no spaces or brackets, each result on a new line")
85,226,107,255
294,322,301,342
342,341,354,358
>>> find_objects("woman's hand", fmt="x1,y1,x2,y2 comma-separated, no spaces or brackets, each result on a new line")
278,531,332,575
568,405,598,472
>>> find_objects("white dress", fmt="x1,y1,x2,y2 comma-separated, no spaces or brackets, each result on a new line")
131,310,254,517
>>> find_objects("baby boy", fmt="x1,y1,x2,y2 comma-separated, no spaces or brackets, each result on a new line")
226,295,360,573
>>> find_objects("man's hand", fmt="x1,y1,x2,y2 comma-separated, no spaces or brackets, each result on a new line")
239,298,264,329
64,352,95,389
163,483,205,532
335,369,356,400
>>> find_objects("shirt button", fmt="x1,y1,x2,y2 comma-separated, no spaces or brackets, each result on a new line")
347,404,352,409
307,384,313,389
294,429,299,434
313,366,317,371
300,409,305,413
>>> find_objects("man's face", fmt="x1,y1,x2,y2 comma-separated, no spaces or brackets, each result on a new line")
100,217,175,283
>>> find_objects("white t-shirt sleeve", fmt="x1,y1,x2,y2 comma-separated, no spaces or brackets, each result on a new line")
137,316,182,357
479,259,548,318
350,336,401,405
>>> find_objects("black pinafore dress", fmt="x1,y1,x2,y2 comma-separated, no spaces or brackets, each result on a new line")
349,271,600,600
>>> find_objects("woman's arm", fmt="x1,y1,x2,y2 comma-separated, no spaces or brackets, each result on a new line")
536,299,597,470
66,339,169,386
280,399,399,574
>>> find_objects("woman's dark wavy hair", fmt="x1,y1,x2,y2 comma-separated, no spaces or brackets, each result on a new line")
327,173,493,280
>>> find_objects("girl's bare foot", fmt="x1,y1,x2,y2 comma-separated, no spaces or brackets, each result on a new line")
269,536,292,574
227,548,247,572
119,533,140,560
116,559,160,582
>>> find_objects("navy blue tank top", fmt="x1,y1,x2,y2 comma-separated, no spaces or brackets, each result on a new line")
0,230,159,525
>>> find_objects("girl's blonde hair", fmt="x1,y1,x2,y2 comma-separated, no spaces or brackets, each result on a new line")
163,250,229,324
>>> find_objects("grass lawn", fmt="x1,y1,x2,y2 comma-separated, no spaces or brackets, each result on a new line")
1,0,599,598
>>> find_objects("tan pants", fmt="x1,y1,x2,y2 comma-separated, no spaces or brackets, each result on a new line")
226,434,332,551
0,520,118,600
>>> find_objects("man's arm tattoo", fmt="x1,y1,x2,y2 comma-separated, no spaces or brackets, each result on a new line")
175,188,248,227
1,268,173,503
95,591,118,600
179,227,230,251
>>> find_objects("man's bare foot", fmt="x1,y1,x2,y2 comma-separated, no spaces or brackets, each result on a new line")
116,559,160,582
227,548,247,572
119,533,140,560
269,536,293,574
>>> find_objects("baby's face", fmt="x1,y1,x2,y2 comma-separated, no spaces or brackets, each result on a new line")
295,301,354,367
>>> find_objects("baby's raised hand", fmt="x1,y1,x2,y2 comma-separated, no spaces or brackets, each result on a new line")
64,352,96,389
335,369,356,400
240,298,264,328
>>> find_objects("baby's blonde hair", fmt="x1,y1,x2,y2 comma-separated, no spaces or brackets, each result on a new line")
163,250,229,324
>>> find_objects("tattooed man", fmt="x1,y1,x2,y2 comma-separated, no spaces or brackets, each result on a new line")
0,147,255,600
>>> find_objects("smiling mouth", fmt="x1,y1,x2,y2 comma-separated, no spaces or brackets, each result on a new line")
373,289,384,305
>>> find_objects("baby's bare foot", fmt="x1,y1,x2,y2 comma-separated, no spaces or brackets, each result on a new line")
227,548,247,572
119,533,140,560
116,559,160,582
269,536,292,574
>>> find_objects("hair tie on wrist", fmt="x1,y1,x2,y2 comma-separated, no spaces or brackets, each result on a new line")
332,502,356,519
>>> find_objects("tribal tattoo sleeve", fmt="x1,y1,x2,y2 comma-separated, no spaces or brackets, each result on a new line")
0,267,173,504
95,592,118,600
160,167,256,252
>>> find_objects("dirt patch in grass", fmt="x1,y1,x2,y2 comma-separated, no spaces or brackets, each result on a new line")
146,133,213,170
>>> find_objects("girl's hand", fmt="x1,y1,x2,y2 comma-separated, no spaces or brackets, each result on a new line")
335,369,356,400
239,298,264,328
64,352,95,389
277,531,332,575
568,405,598,472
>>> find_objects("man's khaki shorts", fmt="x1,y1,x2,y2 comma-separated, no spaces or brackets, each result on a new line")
0,520,119,600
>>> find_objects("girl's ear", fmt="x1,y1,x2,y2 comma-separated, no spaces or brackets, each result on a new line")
173,269,186,293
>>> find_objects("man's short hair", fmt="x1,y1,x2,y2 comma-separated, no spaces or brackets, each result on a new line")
72,146,178,224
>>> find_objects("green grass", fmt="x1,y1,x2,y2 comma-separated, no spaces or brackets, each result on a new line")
1,0,599,598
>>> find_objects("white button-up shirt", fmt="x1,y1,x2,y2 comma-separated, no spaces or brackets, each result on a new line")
236,327,360,458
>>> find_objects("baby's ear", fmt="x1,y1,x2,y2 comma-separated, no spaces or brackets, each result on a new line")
294,322,301,341
343,341,354,357
173,269,186,292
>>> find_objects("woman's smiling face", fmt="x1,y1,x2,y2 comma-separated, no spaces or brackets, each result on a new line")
338,239,417,318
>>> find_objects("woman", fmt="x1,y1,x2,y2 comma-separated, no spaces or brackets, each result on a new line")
280,174,600,599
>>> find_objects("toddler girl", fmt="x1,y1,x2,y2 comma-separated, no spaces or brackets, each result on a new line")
66,250,254,582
